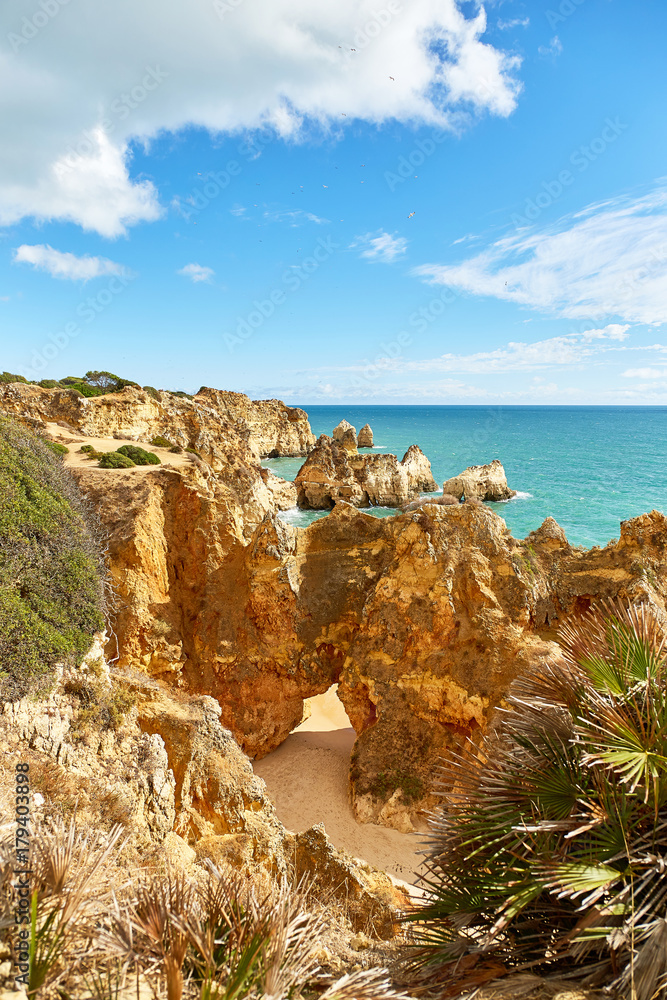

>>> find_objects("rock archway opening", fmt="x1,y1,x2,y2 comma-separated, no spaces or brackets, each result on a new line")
252,684,419,883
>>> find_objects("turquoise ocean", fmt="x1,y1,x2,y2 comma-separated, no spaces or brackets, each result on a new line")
262,406,667,548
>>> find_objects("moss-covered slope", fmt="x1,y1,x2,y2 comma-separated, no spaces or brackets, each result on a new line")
0,418,105,698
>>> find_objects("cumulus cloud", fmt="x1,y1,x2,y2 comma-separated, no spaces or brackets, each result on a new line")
414,186,667,324
177,263,214,283
0,0,521,236
351,230,408,262
13,244,130,280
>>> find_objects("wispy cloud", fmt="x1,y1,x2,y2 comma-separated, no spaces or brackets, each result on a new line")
413,185,667,324
498,17,530,30
13,243,131,281
177,263,214,283
622,367,667,379
538,35,563,57
230,205,247,217
306,325,633,378
263,209,329,226
351,230,408,263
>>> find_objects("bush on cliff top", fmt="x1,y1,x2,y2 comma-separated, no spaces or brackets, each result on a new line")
115,444,160,466
0,418,105,699
97,451,135,469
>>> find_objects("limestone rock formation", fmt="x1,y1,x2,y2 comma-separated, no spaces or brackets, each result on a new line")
9,387,667,838
332,419,358,453
401,494,458,513
81,461,667,831
288,825,409,938
0,382,315,465
442,458,516,502
294,436,438,509
357,424,374,448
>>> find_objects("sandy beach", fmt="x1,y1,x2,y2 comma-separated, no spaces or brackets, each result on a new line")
253,686,425,887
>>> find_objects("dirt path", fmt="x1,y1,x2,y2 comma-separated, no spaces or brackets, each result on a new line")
46,422,192,472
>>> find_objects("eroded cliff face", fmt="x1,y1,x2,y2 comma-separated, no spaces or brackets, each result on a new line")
0,383,315,465
67,440,667,830
5,385,665,834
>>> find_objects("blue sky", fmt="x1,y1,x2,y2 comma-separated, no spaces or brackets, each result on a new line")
1,0,666,403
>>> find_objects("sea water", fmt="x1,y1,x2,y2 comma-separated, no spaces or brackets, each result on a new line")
262,406,667,548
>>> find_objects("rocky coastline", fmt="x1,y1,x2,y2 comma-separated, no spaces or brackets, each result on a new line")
1,380,665,996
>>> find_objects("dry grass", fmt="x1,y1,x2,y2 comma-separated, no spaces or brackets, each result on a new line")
0,817,417,1000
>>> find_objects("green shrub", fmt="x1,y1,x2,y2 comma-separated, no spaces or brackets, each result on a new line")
169,445,183,453
115,445,160,466
169,390,193,399
185,447,200,457
143,386,160,401
150,435,172,448
97,452,135,469
0,418,105,699
411,601,667,1000
44,440,69,457
79,444,95,453
0,371,29,384
37,379,62,389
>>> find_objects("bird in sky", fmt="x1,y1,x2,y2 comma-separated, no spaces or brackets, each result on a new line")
407,211,416,219
389,76,394,80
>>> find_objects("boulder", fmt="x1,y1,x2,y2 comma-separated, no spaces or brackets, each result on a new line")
332,419,358,453
294,436,438,510
401,494,458,513
357,424,374,448
288,824,409,938
442,459,516,502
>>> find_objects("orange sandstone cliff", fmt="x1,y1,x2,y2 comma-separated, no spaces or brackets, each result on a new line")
3,381,666,833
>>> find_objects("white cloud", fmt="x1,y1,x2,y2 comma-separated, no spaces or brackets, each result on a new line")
0,0,521,236
581,324,630,341
177,263,214,283
230,205,247,217
309,326,634,377
13,243,130,280
351,230,408,262
263,209,329,226
498,17,530,30
414,186,667,324
621,367,667,379
538,35,563,57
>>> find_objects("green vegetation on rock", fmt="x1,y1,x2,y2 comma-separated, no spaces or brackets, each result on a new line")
97,452,136,469
0,372,29,384
150,435,172,448
0,418,105,699
116,444,160,466
44,440,69,457
411,601,667,1000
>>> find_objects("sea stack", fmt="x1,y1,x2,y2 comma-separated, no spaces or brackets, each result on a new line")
357,423,373,448
332,419,358,453
442,459,516,502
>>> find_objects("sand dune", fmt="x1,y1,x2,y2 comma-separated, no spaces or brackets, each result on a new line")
253,687,425,887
